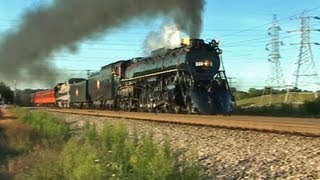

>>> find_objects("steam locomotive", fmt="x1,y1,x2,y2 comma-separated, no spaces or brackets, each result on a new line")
31,39,234,114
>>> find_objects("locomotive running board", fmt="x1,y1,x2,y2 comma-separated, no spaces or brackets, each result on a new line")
121,69,178,82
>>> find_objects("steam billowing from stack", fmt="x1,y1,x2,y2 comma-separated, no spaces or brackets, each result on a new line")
144,24,182,54
0,0,205,86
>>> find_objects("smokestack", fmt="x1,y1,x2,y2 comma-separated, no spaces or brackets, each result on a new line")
0,0,205,86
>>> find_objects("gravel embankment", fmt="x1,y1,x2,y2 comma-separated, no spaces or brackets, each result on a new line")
51,112,320,179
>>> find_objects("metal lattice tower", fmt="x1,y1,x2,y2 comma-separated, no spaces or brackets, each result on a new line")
266,15,285,89
285,11,320,102
289,11,320,90
261,15,285,105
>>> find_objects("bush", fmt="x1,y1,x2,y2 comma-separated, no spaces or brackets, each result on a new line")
302,98,320,116
0,121,33,169
14,150,64,180
62,139,104,180
100,123,132,178
1,109,70,179
60,123,205,179
3,121,35,150
14,109,70,148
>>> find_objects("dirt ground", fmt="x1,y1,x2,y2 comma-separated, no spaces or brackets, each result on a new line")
0,107,33,180
0,107,16,126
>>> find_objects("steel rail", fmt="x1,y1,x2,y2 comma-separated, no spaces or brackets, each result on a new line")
43,108,320,137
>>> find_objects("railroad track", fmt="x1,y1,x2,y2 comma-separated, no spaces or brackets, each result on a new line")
42,108,320,137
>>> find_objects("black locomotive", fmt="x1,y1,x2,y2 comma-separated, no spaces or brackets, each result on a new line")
48,38,234,114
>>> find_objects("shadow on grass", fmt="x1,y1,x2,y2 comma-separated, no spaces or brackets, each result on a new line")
0,127,22,179
0,172,14,180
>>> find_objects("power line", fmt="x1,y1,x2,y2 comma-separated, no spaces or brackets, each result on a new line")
222,34,298,47
218,6,320,38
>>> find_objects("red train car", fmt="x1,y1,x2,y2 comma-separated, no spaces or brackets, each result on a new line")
31,90,56,106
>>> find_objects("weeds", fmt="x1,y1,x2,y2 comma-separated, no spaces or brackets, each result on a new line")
58,123,206,179
14,109,70,148
0,121,33,171
8,109,206,179
13,149,64,180
62,139,103,180
302,98,320,116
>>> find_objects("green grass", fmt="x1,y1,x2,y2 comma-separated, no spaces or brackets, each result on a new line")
14,149,64,180
235,97,320,117
0,108,72,178
14,109,70,148
20,123,206,180
236,92,320,107
0,126,20,168
59,123,205,180
8,110,208,179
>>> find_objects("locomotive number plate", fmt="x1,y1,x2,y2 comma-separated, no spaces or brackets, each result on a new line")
195,60,213,67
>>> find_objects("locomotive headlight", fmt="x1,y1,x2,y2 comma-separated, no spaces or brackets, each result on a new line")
203,60,213,67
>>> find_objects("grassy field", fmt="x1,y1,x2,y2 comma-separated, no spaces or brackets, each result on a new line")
235,92,320,117
236,92,320,107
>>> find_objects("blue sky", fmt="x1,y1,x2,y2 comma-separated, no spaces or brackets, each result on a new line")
0,0,320,90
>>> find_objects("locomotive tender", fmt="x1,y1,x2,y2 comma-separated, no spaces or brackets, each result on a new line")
32,38,234,114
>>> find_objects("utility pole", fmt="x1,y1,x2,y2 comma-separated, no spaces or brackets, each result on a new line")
261,14,285,105
86,70,91,78
13,80,17,105
227,77,236,87
285,11,320,102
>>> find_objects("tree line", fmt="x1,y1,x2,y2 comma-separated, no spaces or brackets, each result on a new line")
0,82,13,104
0,82,41,105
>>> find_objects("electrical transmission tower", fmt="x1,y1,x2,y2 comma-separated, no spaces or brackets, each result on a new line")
285,11,320,102
261,14,285,105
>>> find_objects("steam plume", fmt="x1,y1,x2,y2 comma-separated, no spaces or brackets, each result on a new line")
0,0,205,86
144,23,182,54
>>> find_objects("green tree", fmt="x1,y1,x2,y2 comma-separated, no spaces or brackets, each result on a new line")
15,89,39,106
303,98,320,116
233,90,249,100
248,88,263,98
0,82,13,104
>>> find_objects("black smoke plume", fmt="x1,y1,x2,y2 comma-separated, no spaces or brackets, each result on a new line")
0,0,205,86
